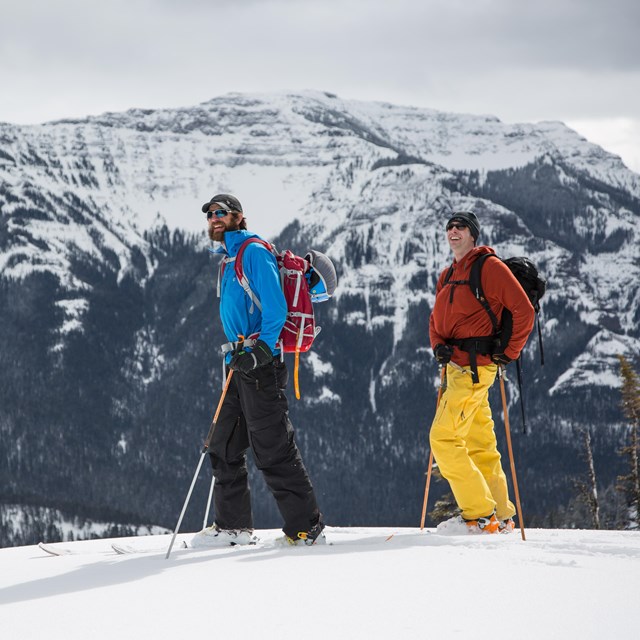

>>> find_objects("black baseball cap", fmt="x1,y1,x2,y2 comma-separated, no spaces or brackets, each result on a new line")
201,194,243,214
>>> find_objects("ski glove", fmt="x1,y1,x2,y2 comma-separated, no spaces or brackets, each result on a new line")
229,339,274,374
433,344,454,364
492,352,512,366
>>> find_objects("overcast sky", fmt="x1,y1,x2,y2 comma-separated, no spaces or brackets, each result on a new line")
1,0,639,171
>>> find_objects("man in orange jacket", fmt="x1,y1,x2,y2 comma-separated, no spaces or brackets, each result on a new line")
429,210,534,534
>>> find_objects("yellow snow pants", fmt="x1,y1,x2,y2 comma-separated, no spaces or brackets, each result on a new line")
429,363,515,521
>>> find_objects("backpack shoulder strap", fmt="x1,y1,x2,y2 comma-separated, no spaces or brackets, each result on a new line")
217,255,235,298
442,263,469,303
234,238,275,312
470,253,500,334
443,265,455,285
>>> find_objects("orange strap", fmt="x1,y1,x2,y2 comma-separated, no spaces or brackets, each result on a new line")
294,348,301,399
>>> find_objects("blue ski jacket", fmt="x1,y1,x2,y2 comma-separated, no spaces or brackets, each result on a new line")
211,230,287,360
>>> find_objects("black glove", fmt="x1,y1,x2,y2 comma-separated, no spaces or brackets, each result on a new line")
492,352,512,366
229,339,274,374
433,344,454,364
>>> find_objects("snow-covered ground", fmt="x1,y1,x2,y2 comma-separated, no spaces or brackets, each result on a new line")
1,527,638,639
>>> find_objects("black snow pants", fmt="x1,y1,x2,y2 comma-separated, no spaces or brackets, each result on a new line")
208,359,321,539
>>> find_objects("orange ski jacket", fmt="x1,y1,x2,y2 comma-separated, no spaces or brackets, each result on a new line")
429,246,535,367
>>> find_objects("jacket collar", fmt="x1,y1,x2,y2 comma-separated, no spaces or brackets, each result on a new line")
208,230,261,257
453,245,495,269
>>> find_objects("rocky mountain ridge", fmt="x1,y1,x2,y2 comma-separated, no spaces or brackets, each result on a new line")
1,91,639,545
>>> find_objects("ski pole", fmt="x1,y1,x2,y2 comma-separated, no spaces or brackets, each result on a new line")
498,365,526,541
202,474,216,529
200,333,250,528
165,368,235,559
420,366,446,530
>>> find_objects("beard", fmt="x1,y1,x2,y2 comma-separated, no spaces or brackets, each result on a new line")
208,214,242,242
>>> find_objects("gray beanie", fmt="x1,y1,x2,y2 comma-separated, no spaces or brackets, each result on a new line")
446,210,480,241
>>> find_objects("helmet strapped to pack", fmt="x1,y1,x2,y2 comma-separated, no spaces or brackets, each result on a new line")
305,249,338,303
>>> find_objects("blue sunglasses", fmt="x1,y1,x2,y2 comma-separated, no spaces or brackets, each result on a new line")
206,209,230,220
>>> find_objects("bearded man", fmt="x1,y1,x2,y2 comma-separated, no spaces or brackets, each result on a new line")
192,194,325,547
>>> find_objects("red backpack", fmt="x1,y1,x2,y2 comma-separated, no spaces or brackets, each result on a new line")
232,238,319,397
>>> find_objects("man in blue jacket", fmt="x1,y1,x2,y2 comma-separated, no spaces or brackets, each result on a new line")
192,193,325,547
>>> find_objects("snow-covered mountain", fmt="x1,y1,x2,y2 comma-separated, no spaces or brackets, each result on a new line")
1,91,639,545
2,91,638,380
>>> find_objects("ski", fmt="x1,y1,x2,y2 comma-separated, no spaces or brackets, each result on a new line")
39,539,197,557
39,532,331,557
110,534,330,555
38,541,117,556
38,542,76,556
111,541,188,555
111,538,259,555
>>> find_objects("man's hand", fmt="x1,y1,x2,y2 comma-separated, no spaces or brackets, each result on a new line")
491,352,512,366
229,339,274,374
433,344,454,364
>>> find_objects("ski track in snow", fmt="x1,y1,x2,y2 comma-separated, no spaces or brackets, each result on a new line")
1,527,639,639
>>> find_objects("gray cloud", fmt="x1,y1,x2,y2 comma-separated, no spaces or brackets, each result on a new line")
0,0,639,170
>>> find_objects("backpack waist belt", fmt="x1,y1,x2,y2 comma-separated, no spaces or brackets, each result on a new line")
219,333,262,384
220,335,259,355
446,336,500,383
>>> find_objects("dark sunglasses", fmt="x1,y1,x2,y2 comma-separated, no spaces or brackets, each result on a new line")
206,209,229,220
446,222,468,231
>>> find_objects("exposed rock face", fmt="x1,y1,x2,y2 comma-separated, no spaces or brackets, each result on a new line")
1,91,638,544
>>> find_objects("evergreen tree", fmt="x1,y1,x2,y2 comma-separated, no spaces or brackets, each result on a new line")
573,428,600,529
616,356,640,529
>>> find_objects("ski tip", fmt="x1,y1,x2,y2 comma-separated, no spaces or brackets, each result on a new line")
111,543,139,555
111,544,126,555
38,542,72,556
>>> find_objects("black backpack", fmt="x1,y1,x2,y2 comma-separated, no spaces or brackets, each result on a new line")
444,254,547,432
468,255,546,363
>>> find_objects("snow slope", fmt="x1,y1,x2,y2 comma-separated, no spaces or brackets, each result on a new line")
1,527,638,639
